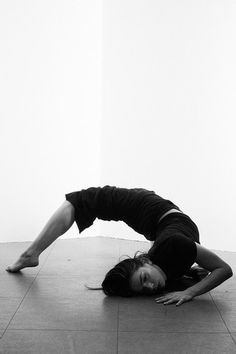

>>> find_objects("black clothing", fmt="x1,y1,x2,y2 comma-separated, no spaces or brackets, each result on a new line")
149,233,198,280
155,212,200,244
65,186,199,280
65,185,180,240
148,212,200,280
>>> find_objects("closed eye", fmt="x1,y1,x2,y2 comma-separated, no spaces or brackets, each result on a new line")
140,273,146,288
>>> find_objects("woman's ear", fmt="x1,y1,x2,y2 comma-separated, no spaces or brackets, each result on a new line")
144,258,152,265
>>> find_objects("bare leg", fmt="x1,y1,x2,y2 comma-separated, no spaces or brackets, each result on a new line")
6,200,75,272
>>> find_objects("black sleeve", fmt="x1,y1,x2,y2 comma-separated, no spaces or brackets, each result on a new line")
149,233,198,280
170,234,197,277
172,234,197,260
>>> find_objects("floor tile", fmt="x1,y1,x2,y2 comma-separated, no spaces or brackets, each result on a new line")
38,254,118,278
0,330,117,354
37,237,119,277
118,294,228,333
118,332,236,354
25,276,105,298
0,298,24,330
0,273,35,298
231,332,236,344
8,292,118,331
51,237,120,259
0,237,236,354
211,292,236,332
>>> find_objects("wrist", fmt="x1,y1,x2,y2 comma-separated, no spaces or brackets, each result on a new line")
183,289,195,298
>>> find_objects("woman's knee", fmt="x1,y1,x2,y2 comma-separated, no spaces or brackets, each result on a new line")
62,200,75,227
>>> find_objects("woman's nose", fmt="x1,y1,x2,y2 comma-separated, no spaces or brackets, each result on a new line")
144,281,154,291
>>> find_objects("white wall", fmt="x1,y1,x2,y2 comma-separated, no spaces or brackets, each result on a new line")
0,0,103,242
100,0,236,251
1,1,235,252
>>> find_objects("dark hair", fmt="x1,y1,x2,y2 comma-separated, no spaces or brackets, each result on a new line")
101,252,150,297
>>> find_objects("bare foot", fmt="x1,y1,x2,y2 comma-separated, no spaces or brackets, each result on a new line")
6,253,39,273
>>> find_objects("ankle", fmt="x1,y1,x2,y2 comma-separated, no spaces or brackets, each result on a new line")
22,250,39,259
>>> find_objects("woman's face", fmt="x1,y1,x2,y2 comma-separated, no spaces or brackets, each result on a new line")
129,262,166,295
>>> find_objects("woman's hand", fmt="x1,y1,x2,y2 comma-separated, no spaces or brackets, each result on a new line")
155,291,193,306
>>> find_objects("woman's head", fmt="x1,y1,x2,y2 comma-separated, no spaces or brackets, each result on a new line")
102,253,166,297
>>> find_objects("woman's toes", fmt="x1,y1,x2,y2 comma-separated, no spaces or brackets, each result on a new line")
6,255,39,273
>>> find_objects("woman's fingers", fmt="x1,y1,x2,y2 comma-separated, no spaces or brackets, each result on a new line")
155,295,172,303
163,299,175,305
156,296,183,306
155,296,166,302
177,299,185,306
155,291,193,306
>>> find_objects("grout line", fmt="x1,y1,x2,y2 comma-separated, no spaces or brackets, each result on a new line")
0,328,118,333
116,330,232,334
1,242,57,339
1,328,232,334
35,241,58,277
210,292,236,347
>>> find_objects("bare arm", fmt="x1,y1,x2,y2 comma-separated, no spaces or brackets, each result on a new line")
156,243,233,306
185,243,233,297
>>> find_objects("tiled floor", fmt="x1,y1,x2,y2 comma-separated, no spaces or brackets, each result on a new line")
0,236,236,354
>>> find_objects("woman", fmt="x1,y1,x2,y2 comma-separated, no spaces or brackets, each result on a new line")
6,186,233,306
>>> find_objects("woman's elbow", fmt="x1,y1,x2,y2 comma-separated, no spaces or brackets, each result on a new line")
224,265,233,278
